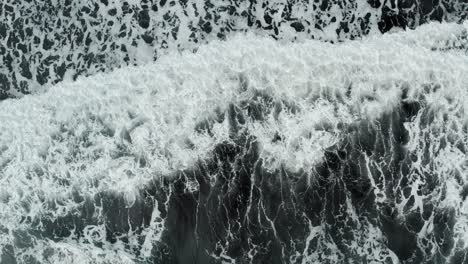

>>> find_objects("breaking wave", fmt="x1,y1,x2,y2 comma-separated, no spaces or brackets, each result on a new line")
1,21,468,263
0,0,467,98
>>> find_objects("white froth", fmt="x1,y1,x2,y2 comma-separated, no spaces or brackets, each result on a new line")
0,21,468,263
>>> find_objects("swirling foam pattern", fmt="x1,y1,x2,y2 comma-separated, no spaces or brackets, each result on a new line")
1,21,468,263
0,0,467,98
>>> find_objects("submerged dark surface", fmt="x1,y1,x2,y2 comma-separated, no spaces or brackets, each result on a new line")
3,86,467,264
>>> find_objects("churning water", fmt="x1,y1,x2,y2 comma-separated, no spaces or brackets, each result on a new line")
1,1,468,263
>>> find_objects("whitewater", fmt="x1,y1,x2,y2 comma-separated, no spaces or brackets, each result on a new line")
0,21,468,263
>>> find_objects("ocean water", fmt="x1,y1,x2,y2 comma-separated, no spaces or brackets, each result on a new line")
0,0,467,98
1,1,468,264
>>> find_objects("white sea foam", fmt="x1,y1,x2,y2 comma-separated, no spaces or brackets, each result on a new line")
0,21,467,263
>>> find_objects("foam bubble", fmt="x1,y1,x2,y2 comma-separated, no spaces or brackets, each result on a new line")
0,21,467,263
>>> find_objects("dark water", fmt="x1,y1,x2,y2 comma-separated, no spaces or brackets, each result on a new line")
1,1,468,264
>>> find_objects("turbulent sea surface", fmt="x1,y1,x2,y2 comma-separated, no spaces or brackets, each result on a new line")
1,1,468,264
1,0,467,97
